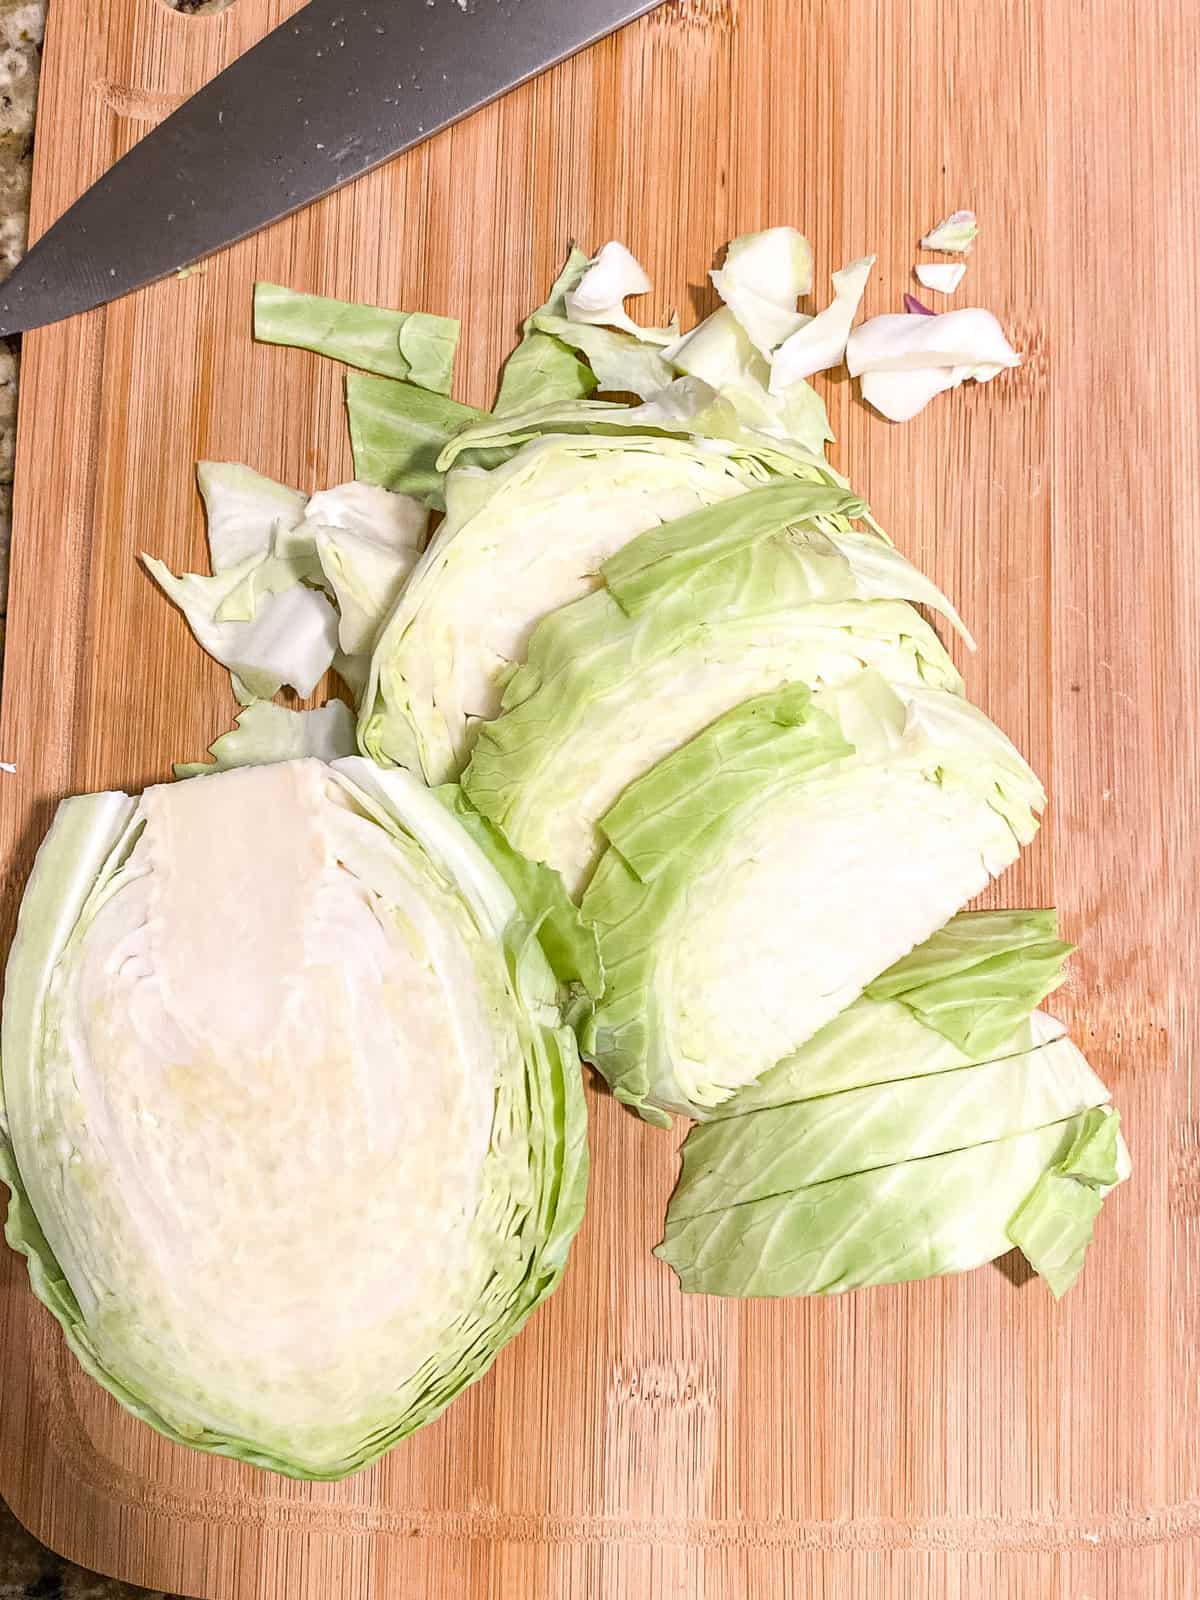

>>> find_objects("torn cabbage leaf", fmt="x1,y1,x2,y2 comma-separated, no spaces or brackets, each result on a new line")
914,262,966,295
709,226,814,356
770,255,875,388
494,247,597,415
564,241,677,344
360,436,845,784
196,462,306,572
463,483,966,896
0,758,586,1478
920,209,979,253
254,282,460,394
579,676,1044,1125
1007,1106,1128,1297
173,700,357,779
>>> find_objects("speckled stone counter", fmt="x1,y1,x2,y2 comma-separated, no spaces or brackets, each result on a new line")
0,3,185,1593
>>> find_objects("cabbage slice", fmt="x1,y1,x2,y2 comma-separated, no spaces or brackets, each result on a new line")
579,677,1044,1124
253,282,460,393
0,758,586,1479
359,435,822,783
656,1114,1125,1296
669,1037,1112,1218
463,488,966,896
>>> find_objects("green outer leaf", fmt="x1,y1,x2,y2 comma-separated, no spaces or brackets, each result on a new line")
346,373,507,507
864,909,1073,1058
2,765,588,1479
656,1114,1092,1296
433,785,603,998
254,282,460,393
494,247,597,415
602,481,869,614
173,701,357,779
1007,1106,1128,1297
668,1037,1111,1220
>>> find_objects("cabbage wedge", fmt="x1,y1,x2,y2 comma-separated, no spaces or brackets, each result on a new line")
0,758,586,1479
360,440,860,784
579,678,1044,1124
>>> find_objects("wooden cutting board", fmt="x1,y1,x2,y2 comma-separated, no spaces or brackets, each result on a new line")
1,0,1196,1595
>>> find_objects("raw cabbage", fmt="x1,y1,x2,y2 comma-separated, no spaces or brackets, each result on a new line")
578,677,1044,1124
463,484,966,896
0,758,586,1478
359,437,849,784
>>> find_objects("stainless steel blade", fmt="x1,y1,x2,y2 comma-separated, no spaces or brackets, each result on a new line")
0,0,664,338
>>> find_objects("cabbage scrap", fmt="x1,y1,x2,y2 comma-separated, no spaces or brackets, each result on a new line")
254,282,460,394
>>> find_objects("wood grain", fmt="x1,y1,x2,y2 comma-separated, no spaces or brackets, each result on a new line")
1,0,1196,1595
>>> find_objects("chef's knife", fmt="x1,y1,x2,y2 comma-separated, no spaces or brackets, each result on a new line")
0,0,665,338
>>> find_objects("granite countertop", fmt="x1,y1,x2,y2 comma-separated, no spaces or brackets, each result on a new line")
0,3,196,1593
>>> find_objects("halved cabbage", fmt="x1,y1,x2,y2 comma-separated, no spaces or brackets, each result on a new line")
578,677,1044,1124
463,485,965,897
360,437,853,784
0,758,586,1479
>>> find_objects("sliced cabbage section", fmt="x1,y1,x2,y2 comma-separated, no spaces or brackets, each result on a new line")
173,700,357,779
669,1037,1111,1218
715,910,1071,1118
1007,1106,1129,1297
657,1113,1124,1296
360,435,804,783
463,488,966,896
0,758,586,1479
578,677,1044,1124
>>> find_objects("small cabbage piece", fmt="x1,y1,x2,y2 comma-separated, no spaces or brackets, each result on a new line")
173,700,357,778
563,241,677,344
0,758,586,1478
463,483,966,896
579,676,1044,1124
770,255,875,389
848,308,1021,422
346,374,506,507
196,462,306,572
666,309,834,456
360,437,840,784
657,1112,1128,1296
709,226,814,356
142,553,339,702
920,209,979,253
1007,1106,1127,1297
254,282,460,393
914,262,966,295
716,910,1072,1118
846,309,1021,375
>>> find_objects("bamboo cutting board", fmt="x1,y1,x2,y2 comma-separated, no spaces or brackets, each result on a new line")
0,0,1197,1595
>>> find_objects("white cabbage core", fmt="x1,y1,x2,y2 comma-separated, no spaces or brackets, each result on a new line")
32,762,502,1466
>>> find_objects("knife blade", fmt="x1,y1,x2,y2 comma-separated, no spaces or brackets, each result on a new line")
0,0,665,338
